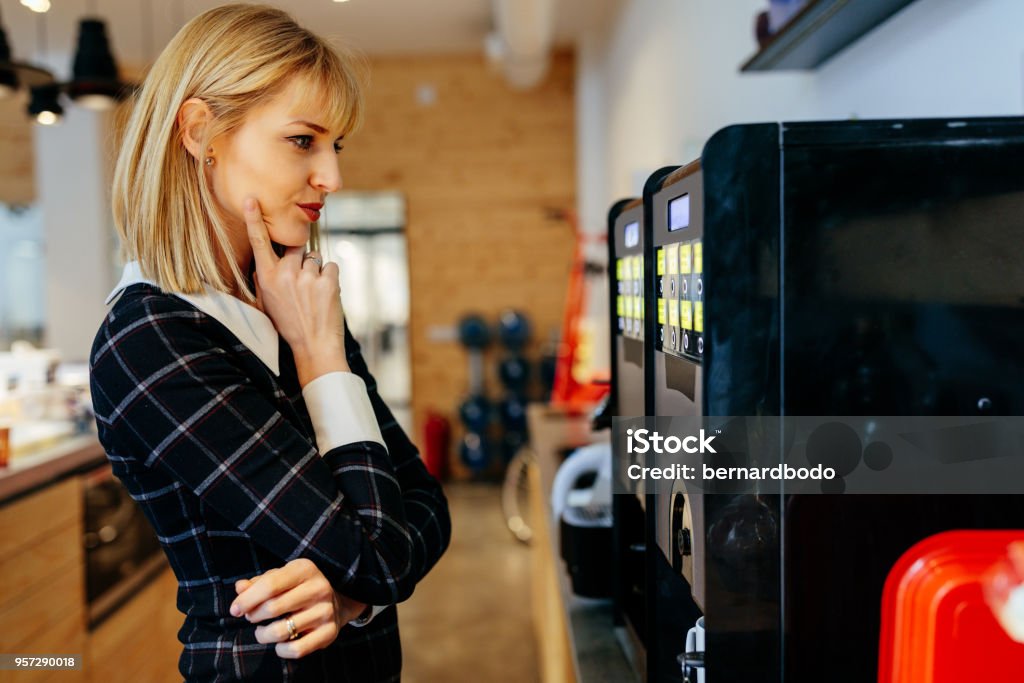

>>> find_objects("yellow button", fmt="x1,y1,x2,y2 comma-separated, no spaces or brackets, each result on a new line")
617,296,624,316
616,258,624,280
680,243,692,275
694,302,704,333
656,248,665,276
666,243,678,276
694,242,703,274
633,255,642,278
680,300,693,330
668,299,679,327
635,296,643,319
657,298,666,324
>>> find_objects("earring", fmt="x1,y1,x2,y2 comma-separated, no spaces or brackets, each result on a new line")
204,146,214,166
205,156,214,166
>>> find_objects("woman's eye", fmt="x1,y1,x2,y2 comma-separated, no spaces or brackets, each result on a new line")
289,135,313,150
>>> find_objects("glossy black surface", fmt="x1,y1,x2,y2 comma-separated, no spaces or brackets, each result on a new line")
694,118,1024,682
608,198,649,679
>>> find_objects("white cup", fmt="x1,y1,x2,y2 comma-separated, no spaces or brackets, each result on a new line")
684,616,705,683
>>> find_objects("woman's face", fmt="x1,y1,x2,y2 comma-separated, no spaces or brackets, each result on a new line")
208,79,345,256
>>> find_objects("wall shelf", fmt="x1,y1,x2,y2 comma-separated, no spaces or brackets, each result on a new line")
741,0,919,72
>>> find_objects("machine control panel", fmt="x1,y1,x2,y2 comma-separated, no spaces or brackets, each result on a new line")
616,222,645,342
657,189,704,361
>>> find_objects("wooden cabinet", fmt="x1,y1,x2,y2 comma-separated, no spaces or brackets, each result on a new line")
86,569,181,683
0,478,87,683
0,473,183,683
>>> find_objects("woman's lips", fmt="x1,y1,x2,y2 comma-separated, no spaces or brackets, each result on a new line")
299,206,320,221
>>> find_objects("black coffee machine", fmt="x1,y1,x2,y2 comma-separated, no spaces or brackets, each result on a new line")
610,180,705,683
632,117,1024,682
608,197,650,676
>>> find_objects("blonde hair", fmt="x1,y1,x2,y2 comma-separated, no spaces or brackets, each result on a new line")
112,3,364,302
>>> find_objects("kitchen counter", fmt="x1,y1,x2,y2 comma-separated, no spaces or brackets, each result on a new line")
527,404,636,683
0,430,106,505
0,426,180,683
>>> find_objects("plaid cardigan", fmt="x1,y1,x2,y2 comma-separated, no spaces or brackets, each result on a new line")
89,281,450,682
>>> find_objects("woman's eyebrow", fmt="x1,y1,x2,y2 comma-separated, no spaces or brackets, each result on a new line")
288,120,344,141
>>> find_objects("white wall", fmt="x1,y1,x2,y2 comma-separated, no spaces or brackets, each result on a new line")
812,0,1024,118
577,0,1024,231
35,106,118,363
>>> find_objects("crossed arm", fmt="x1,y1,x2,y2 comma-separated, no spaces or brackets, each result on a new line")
91,296,451,658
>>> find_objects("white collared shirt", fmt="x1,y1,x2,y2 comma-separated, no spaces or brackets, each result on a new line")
106,261,388,627
105,261,385,452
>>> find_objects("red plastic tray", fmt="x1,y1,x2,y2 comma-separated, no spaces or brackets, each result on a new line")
879,530,1024,682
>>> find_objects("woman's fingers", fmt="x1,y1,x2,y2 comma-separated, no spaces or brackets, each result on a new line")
230,559,329,621
320,261,339,281
280,245,306,271
234,559,346,659
254,601,332,645
242,576,329,623
231,568,290,618
243,196,277,275
275,621,341,660
301,250,323,272
252,273,265,313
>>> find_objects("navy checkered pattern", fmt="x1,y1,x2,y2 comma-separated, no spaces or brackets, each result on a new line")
89,284,451,682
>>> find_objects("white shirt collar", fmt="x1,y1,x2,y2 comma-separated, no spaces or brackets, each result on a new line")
105,261,280,376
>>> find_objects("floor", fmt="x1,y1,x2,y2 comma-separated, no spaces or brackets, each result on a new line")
399,482,540,682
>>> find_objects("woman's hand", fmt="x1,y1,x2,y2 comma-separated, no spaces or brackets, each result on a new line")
229,558,369,659
244,196,350,386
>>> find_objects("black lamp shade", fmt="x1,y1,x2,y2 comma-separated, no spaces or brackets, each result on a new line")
0,23,56,94
68,18,121,106
72,19,118,81
0,67,17,91
0,23,13,62
28,82,64,119
0,25,18,91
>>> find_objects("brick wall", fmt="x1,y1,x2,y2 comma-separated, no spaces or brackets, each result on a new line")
341,51,577,477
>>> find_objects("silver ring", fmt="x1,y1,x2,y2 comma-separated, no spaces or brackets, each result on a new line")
302,254,323,269
286,617,298,641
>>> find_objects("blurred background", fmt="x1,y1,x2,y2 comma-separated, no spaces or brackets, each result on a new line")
1,0,1023,681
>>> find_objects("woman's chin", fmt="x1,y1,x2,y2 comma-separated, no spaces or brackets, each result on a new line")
268,225,311,248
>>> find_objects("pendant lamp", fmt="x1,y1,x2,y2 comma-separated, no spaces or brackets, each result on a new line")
67,18,123,110
28,81,63,125
0,5,55,99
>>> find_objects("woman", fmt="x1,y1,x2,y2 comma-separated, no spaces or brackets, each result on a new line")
89,5,451,682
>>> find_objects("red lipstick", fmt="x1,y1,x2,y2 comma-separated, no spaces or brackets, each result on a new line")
297,202,323,221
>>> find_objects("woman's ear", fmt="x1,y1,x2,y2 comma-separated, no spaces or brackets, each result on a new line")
177,97,213,161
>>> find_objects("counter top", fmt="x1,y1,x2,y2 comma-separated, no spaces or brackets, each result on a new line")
0,432,106,505
527,404,635,683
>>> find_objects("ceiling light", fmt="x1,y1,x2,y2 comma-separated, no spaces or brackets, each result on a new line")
28,82,63,125
20,0,51,13
67,19,121,110
0,20,56,99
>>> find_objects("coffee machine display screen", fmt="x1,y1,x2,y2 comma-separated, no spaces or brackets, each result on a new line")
669,194,690,232
624,221,640,248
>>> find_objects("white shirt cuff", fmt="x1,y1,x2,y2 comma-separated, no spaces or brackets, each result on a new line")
301,372,386,453
349,604,388,628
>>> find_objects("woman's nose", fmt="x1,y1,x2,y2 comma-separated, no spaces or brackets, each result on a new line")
312,154,342,193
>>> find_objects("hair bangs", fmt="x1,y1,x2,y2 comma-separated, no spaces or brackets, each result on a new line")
296,43,366,140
